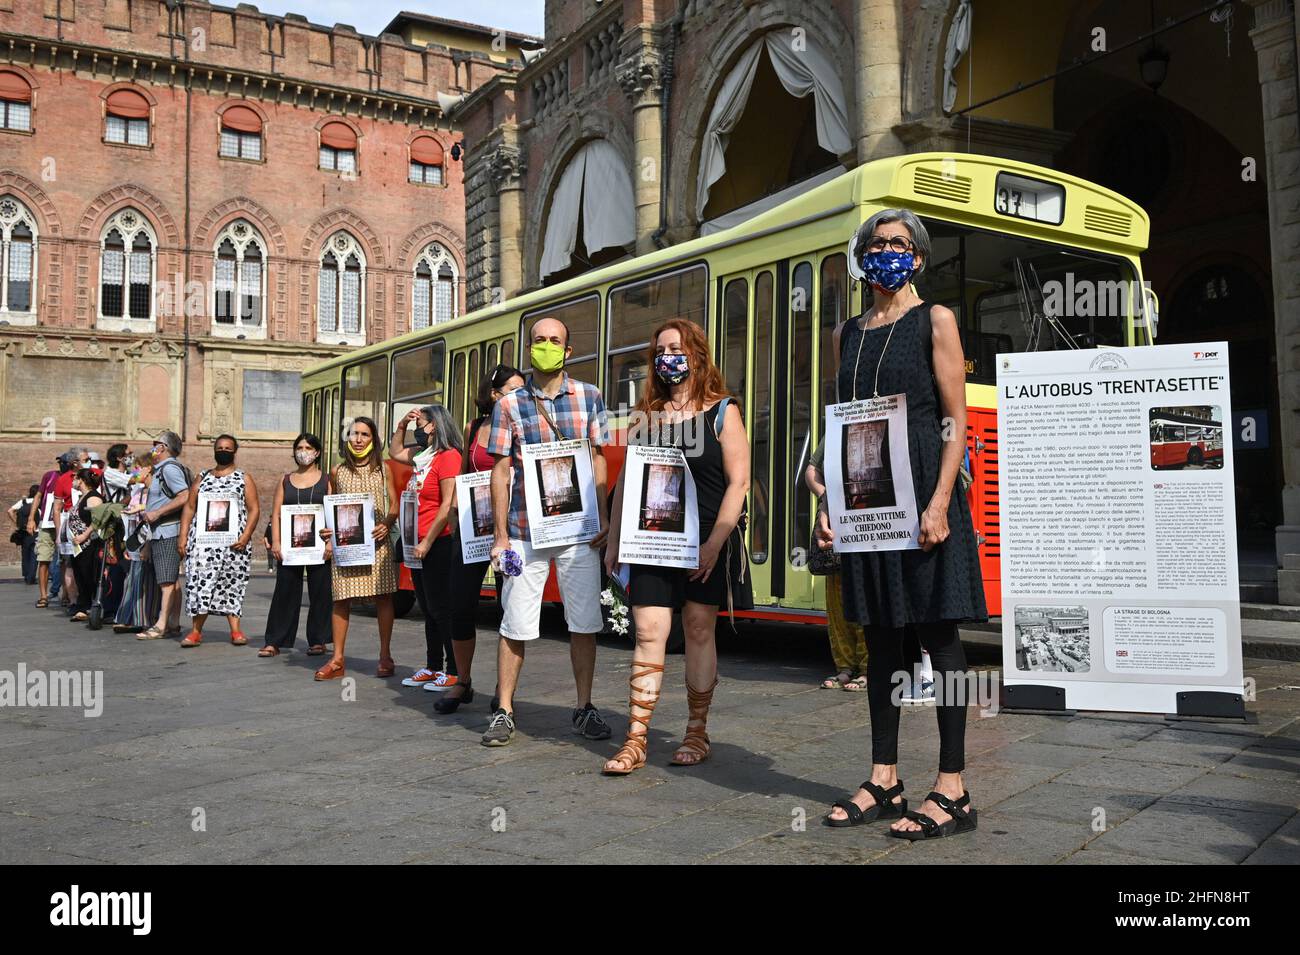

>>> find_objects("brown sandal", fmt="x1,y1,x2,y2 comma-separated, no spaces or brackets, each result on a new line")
306,644,326,656
314,659,345,681
602,661,664,776
257,646,280,657
670,676,718,767
376,657,395,678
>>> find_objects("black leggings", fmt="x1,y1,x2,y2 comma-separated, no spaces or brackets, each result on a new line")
452,546,491,642
865,621,968,773
414,536,456,673
70,542,102,613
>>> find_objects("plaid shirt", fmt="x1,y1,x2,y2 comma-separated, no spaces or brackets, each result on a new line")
487,372,610,542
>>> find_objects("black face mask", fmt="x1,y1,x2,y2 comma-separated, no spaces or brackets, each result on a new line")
413,426,431,449
214,449,236,466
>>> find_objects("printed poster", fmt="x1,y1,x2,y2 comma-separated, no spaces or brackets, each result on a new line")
323,492,376,567
400,490,421,569
280,503,326,566
520,439,600,548
822,395,920,552
456,471,495,564
616,445,699,569
196,493,241,547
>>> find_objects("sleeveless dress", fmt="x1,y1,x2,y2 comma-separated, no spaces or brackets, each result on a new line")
184,468,251,616
836,304,987,628
331,463,397,600
628,402,754,611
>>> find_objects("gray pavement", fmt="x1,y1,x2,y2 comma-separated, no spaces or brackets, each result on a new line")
1,571,1298,864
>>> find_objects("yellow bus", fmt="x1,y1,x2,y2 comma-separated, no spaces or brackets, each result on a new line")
300,152,1154,622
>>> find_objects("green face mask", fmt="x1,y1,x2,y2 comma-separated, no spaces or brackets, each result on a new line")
531,341,567,374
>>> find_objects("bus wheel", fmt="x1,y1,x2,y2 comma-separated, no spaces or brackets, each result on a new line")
1188,447,1203,466
392,589,416,619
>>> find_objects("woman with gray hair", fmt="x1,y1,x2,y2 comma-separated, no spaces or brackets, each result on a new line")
389,404,465,689
815,208,987,840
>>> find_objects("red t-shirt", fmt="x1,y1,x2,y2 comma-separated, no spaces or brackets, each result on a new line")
416,449,462,538
52,471,75,512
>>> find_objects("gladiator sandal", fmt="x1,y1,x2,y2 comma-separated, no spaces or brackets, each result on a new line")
670,675,719,767
602,661,664,776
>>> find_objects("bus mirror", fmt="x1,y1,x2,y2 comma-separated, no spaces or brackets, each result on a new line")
1142,286,1160,342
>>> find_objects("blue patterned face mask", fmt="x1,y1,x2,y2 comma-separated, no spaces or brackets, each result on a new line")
654,352,690,385
861,249,917,293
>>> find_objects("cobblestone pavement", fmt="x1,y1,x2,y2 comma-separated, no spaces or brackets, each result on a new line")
1,574,1297,864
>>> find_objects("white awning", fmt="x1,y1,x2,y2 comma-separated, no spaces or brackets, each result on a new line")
696,32,852,220
539,139,636,280
943,0,973,114
700,165,844,236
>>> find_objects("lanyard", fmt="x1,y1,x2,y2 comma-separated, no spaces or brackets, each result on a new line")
850,311,903,401
529,387,573,443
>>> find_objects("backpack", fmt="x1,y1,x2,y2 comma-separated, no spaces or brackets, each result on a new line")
713,396,749,533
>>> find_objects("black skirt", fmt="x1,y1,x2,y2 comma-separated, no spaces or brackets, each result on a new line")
628,524,754,612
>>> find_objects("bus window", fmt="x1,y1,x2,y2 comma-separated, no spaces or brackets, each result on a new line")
521,295,599,389
501,337,514,368
324,386,339,466
485,342,498,376
606,264,708,411
391,340,446,428
342,355,389,444
722,277,748,399
819,253,847,417
916,220,1137,383
790,261,814,562
751,270,774,563
450,352,466,425
467,347,481,424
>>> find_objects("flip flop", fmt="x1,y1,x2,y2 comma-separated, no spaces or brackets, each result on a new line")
821,670,852,689
842,675,868,692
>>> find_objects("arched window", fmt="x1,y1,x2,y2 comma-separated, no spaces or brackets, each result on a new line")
319,122,357,173
212,219,266,332
318,231,365,341
0,196,37,321
99,208,155,325
0,71,32,132
219,105,262,161
409,135,444,185
105,88,150,146
411,242,458,330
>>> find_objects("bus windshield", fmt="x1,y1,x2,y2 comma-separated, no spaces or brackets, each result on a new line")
915,219,1144,384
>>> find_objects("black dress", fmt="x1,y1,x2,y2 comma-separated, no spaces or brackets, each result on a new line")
837,303,988,629
628,402,754,612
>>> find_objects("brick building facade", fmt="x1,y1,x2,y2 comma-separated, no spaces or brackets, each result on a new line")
0,1,538,560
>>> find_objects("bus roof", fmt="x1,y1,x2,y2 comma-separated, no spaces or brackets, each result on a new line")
304,152,1150,378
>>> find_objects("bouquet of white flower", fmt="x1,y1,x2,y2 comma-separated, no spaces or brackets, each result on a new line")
600,573,632,637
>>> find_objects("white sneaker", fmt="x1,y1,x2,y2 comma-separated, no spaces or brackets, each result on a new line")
422,672,460,692
401,668,441,688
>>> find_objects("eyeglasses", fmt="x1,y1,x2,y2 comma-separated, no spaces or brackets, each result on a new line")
865,235,915,254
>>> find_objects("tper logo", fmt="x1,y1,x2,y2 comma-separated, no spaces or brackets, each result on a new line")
1193,350,1219,360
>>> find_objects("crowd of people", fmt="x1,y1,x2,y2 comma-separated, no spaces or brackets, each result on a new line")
8,209,987,841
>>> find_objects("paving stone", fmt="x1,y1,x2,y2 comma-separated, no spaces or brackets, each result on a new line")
1090,801,1290,864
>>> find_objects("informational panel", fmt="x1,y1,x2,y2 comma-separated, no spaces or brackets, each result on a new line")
997,342,1244,716
616,445,699,569
521,439,600,548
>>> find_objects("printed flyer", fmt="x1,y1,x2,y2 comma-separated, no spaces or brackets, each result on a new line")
521,438,600,547
822,395,919,552
400,490,421,569
997,341,1243,715
280,504,326,566
456,471,495,564
323,492,376,567
616,444,699,569
195,493,241,547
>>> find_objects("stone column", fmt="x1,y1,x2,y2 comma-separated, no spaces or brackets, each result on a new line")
491,137,528,302
1246,1,1300,600
616,35,664,256
856,0,905,161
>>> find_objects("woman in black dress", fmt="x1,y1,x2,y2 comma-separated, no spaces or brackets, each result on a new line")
602,319,752,775
816,208,987,840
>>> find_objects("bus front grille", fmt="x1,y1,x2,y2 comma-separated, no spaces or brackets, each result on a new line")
913,167,973,204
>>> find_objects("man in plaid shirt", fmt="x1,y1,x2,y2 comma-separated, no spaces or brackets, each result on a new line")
483,316,612,747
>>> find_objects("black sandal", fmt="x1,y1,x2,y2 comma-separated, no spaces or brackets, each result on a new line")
823,780,907,827
889,790,977,840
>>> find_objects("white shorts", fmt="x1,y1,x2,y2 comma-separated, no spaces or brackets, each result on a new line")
499,537,604,641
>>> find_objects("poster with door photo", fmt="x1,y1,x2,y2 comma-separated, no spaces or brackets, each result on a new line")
521,439,600,547
456,471,496,564
617,445,699,569
323,493,375,567
823,395,919,552
400,490,421,569
196,493,241,547
280,504,326,566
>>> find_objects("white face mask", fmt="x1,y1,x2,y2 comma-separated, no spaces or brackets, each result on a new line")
295,450,318,466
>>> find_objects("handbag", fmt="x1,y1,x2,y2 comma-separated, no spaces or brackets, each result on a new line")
808,495,840,576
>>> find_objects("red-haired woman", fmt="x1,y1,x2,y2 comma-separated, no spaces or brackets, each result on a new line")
601,319,752,775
